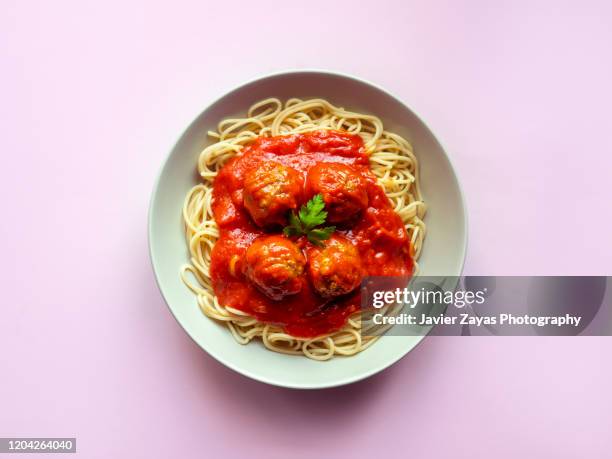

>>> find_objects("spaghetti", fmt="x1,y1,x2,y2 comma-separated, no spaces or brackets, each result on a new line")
181,98,426,360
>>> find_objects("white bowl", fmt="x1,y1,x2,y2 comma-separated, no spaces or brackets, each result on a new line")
149,70,467,389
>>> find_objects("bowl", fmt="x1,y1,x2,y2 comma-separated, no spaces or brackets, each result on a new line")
148,70,467,389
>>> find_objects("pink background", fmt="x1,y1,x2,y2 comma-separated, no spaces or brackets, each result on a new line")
1,1,611,457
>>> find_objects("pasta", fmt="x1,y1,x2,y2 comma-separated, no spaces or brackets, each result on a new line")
181,98,426,360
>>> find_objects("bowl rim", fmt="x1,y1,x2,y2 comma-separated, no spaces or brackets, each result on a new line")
147,69,469,389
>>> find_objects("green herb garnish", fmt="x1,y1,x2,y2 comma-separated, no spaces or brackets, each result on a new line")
283,194,335,247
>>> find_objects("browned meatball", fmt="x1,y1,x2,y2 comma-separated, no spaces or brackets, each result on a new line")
244,235,306,301
308,235,362,298
243,161,302,227
305,163,368,223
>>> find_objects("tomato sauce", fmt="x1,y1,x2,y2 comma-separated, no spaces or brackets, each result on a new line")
210,130,413,338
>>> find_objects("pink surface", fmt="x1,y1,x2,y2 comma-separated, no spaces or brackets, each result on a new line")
1,1,611,457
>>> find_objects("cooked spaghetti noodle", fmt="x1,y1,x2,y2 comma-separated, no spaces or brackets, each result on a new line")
181,98,426,360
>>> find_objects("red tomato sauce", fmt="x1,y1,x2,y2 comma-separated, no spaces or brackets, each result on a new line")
210,130,413,338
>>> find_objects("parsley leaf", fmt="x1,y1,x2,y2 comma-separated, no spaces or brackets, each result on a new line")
283,211,303,237
307,226,336,247
283,194,335,245
298,194,327,230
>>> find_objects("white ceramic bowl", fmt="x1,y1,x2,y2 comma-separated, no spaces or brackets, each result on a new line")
149,70,467,389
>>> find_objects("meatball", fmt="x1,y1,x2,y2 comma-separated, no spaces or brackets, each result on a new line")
306,163,368,223
244,235,306,301
308,235,363,298
243,161,302,227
